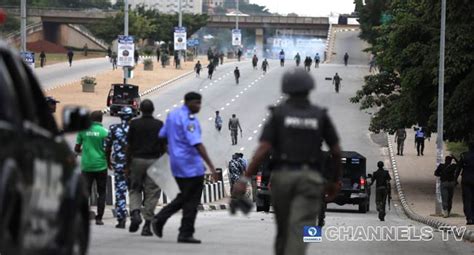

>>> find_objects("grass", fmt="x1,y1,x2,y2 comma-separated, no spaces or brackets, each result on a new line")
34,51,106,68
446,141,468,159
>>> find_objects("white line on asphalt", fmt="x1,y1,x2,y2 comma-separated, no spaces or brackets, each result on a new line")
240,147,245,151
208,117,213,121
258,124,262,128
226,103,230,106
231,99,235,102
221,107,225,111
263,118,266,122
180,100,184,103
236,95,240,98
199,89,203,92
205,86,208,89
157,114,162,117
244,88,247,91
248,137,253,141
165,109,170,112
253,130,258,134
240,91,243,94
173,104,177,108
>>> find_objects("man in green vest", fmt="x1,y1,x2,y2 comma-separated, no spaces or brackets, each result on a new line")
75,111,109,225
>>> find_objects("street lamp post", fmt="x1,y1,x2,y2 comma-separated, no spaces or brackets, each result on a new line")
178,0,183,63
435,0,446,215
123,0,129,84
20,0,26,52
236,0,239,30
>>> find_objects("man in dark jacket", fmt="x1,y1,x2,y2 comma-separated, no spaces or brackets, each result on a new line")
434,156,459,217
457,142,474,225
127,100,166,236
370,161,392,221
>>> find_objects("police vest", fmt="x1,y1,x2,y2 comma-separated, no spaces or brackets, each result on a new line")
415,130,425,138
271,103,327,168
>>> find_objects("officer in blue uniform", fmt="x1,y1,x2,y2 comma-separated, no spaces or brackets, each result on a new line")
105,107,133,229
152,92,218,244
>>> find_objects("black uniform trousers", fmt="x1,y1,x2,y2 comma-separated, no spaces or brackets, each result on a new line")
154,175,204,237
416,137,425,155
462,183,474,222
376,186,388,218
82,170,108,220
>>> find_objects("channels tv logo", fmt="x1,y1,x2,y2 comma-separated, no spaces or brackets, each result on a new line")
303,226,322,243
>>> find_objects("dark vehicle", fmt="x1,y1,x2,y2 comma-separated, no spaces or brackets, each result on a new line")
0,43,91,255
330,151,370,213
251,151,370,213
106,84,141,116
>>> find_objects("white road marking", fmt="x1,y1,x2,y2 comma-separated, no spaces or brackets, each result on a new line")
263,118,266,122
253,130,258,134
226,103,230,106
221,107,225,111
208,117,213,121
236,95,240,98
157,114,162,117
231,99,235,102
173,104,178,108
258,124,262,128
248,137,253,141
205,86,208,89
240,147,245,151
165,109,170,112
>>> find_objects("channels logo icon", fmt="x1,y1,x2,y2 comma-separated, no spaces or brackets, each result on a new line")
303,226,322,243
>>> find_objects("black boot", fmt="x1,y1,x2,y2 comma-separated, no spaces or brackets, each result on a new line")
141,220,153,236
115,219,126,229
129,210,142,233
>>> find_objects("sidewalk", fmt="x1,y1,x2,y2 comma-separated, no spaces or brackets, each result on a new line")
390,130,472,229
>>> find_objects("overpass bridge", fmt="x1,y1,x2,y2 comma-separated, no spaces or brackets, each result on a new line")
2,6,329,52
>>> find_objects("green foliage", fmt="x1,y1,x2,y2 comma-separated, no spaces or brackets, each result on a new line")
354,0,474,142
87,6,208,45
447,142,468,159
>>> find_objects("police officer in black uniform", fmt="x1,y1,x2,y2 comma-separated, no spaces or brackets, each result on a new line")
232,69,342,255
370,161,392,221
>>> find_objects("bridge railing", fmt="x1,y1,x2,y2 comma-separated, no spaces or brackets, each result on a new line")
68,24,108,50
0,5,119,13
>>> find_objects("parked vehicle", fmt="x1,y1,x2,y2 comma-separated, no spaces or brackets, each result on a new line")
106,84,141,116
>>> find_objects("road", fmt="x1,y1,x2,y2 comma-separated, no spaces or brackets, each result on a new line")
84,31,473,254
34,57,112,90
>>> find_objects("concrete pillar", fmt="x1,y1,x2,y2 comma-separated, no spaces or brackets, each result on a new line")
255,28,264,57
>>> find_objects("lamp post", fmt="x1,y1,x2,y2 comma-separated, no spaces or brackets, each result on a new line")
123,0,129,84
20,0,26,52
435,0,446,215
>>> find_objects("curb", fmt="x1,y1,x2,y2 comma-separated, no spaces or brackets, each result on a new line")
386,136,474,242
198,203,229,211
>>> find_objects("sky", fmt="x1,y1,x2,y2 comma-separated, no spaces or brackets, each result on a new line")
251,0,356,17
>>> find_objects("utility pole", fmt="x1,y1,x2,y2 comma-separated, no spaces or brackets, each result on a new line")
123,0,129,84
435,0,446,215
20,0,26,52
236,0,239,30
178,0,183,63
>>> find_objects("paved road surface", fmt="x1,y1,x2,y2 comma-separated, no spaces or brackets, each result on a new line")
34,57,112,90
83,31,473,254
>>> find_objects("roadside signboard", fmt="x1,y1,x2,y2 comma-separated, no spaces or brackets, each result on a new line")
232,29,242,46
20,51,35,69
187,38,200,47
117,35,134,67
174,27,187,50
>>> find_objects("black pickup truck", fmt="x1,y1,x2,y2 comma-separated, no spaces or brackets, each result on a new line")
0,43,91,255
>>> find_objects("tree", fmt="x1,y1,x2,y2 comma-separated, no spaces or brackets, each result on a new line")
352,0,474,142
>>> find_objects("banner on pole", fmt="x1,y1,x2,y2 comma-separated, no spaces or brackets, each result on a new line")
232,29,242,46
174,27,187,50
117,35,135,67
20,51,35,69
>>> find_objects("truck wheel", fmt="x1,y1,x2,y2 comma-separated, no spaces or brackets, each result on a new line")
358,200,368,213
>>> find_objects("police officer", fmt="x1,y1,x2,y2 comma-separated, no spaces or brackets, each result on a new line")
415,127,426,156
279,50,285,67
370,161,392,221
262,59,269,74
394,127,407,156
314,53,320,68
207,62,215,80
229,153,245,194
233,69,342,255
294,53,301,67
152,92,218,243
214,111,223,131
105,107,133,228
228,114,242,145
45,96,60,114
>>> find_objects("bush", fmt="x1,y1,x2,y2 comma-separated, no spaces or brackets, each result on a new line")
81,76,97,85
143,59,153,70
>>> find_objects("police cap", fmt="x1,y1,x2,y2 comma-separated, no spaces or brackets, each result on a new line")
281,68,315,94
